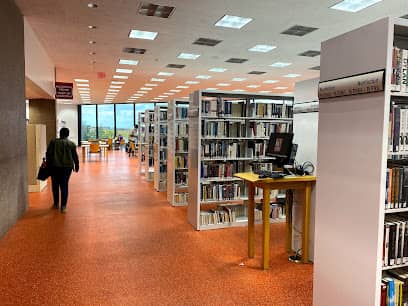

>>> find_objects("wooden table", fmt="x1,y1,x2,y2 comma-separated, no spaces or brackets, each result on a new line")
234,172,316,270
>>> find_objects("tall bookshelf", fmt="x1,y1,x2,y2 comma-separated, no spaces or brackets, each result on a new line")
187,90,293,230
154,105,168,191
167,100,189,206
314,17,408,306
144,109,155,181
138,112,146,175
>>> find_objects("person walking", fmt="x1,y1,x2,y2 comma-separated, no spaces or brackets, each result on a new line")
46,127,79,213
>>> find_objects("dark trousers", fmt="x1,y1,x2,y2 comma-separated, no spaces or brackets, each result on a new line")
51,167,72,208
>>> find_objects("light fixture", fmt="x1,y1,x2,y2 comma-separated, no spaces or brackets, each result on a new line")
217,83,231,86
259,90,272,93
108,89,119,92
196,75,212,79
134,94,144,97
138,2,175,18
247,85,260,88
206,88,218,90
77,83,89,87
113,75,128,79
87,3,98,8
330,0,382,12
232,89,245,92
158,95,168,98
111,81,125,84
140,87,152,90
270,62,292,68
263,80,279,84
232,77,246,82
138,91,148,94
89,40,96,44
119,59,139,66
110,85,122,89
170,89,181,92
88,25,97,29
116,68,133,74
78,88,90,92
248,45,276,53
185,81,199,84
164,92,175,95
283,73,301,78
177,53,201,60
88,52,96,55
275,86,288,90
215,15,253,29
176,86,189,89
158,72,174,76
209,67,227,73
129,29,158,40
151,78,165,82
284,92,294,94
74,79,89,83
145,84,158,87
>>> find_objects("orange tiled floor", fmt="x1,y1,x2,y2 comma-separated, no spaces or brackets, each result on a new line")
0,151,312,305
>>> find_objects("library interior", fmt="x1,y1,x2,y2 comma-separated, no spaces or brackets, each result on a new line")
1,0,408,305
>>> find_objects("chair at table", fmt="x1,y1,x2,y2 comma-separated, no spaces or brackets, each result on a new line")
89,142,100,154
107,138,113,150
128,141,136,157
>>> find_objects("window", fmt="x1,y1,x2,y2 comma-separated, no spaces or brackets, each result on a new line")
81,105,97,140
115,104,134,140
134,103,154,125
97,104,114,139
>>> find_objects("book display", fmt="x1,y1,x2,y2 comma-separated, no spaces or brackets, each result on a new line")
167,100,189,206
187,90,293,230
154,105,168,192
138,112,146,175
314,17,408,306
144,109,155,181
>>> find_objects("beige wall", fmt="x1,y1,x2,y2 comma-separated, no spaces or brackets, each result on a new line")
29,99,56,146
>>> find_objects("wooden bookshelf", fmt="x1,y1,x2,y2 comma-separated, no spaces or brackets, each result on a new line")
153,105,168,192
167,100,189,206
187,90,293,230
138,112,146,175
144,109,155,181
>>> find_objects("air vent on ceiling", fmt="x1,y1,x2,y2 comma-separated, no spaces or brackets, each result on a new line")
248,71,266,75
310,66,320,70
299,50,320,57
138,2,175,18
401,14,408,19
193,37,222,46
123,47,146,54
225,58,248,64
281,25,318,36
166,64,186,69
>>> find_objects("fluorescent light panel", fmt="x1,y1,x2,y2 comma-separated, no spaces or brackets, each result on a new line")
74,79,89,83
110,85,122,89
116,68,133,74
178,53,200,60
140,87,152,90
275,86,288,90
129,29,158,40
263,80,278,84
209,67,227,73
119,59,139,66
206,88,218,90
176,86,189,89
330,0,382,12
284,73,301,78
151,78,165,82
217,83,231,86
158,72,174,76
196,75,211,79
138,91,148,93
113,75,128,79
270,62,292,68
185,81,199,84
145,84,158,87
248,45,276,53
170,89,181,92
232,77,246,82
164,92,175,95
108,89,119,92
215,15,253,29
77,83,89,87
111,81,125,84
247,85,260,88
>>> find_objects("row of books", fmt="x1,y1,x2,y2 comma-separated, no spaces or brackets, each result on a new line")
381,271,408,306
175,138,188,152
159,125,167,134
201,121,246,138
159,150,167,161
159,111,167,120
175,171,188,185
200,205,262,226
386,166,408,209
176,107,188,119
249,122,290,137
174,192,188,205
159,164,167,173
200,183,242,201
389,103,408,153
159,137,167,147
201,161,245,179
391,46,408,93
201,141,267,159
383,215,408,267
250,102,293,119
201,98,247,117
176,122,188,137
175,155,188,168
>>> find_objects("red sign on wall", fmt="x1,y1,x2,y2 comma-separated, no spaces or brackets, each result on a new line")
55,82,73,99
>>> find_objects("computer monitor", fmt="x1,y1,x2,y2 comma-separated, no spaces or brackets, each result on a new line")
266,132,294,168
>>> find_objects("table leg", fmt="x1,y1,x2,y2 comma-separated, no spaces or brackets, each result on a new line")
286,190,293,253
248,182,255,259
302,183,312,263
262,186,271,270
81,146,86,160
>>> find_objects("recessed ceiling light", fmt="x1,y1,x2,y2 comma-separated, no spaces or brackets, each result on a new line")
283,73,301,78
137,91,148,93
145,83,158,87
226,58,248,64
177,53,201,60
80,93,90,96
164,92,175,95
88,52,96,55
166,64,185,69
89,40,96,44
111,81,125,84
196,75,211,79
263,80,279,84
78,88,90,91
232,89,245,92
151,78,166,82
209,67,227,73
158,72,174,76
247,85,260,88
176,86,189,89
74,79,89,83
138,2,175,18
270,62,292,68
193,37,222,46
129,29,158,40
275,86,288,90
134,94,144,97
206,88,218,90
77,83,89,87
330,0,382,12
284,92,294,94
88,25,97,29
108,89,119,92
110,85,122,89
215,15,253,29
281,25,318,36
170,89,181,92
217,83,231,86
140,87,152,91
248,45,276,53
232,77,246,82
185,81,199,84
87,3,98,8
113,75,128,79
119,59,139,66
259,90,272,93
116,68,133,74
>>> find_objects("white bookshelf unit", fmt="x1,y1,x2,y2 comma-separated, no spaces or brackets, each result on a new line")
144,109,155,181
187,90,293,230
167,100,189,206
314,17,408,306
153,105,168,192
138,112,146,175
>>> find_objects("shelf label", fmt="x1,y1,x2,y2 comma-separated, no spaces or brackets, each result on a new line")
318,69,385,100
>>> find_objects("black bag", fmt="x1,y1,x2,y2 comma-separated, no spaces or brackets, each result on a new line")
37,158,50,181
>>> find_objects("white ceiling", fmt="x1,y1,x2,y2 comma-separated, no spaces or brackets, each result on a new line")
14,0,408,104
